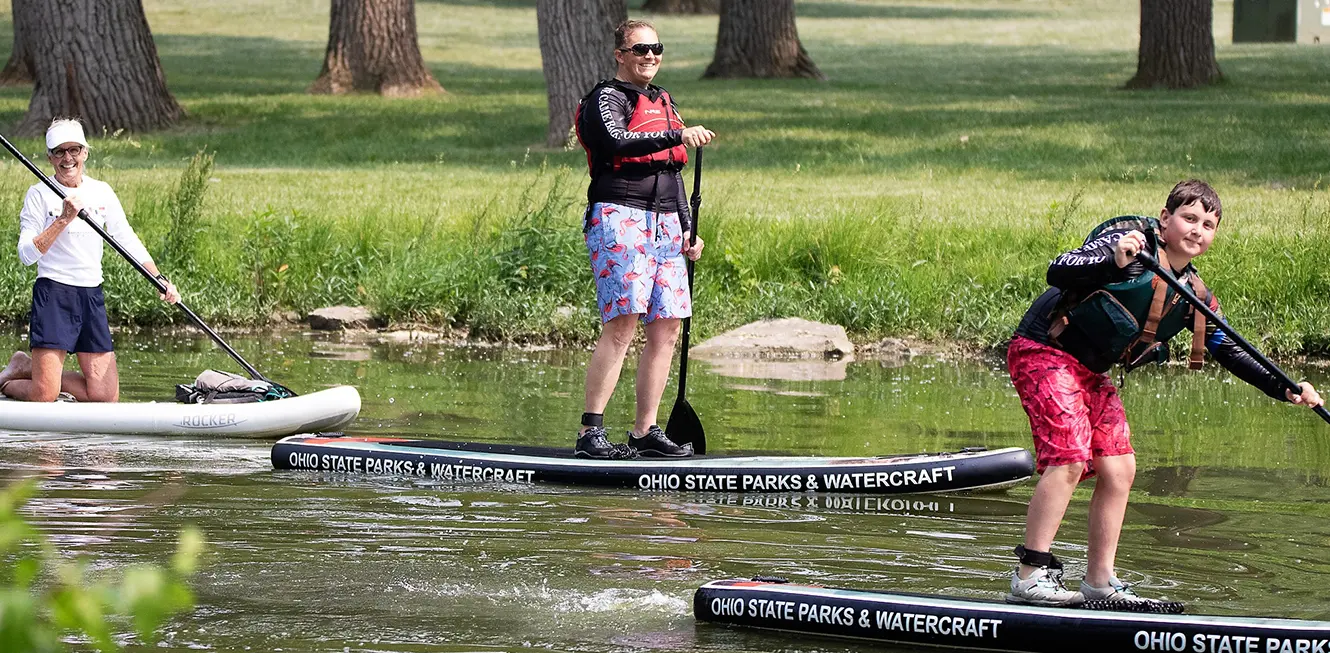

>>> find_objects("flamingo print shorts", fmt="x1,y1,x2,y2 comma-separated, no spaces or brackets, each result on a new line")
585,202,692,324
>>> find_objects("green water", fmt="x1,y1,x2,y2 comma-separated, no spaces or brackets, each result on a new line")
2,331,1329,652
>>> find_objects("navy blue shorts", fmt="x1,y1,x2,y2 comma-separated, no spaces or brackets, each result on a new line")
29,278,114,354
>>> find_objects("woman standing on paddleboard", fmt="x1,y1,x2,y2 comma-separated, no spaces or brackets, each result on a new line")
0,119,180,402
572,20,714,459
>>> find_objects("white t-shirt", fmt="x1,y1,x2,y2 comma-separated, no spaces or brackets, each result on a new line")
17,177,153,287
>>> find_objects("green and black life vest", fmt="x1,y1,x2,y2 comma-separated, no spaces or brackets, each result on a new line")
1048,215,1209,374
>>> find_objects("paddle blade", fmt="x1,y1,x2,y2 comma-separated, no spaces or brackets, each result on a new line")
665,397,706,455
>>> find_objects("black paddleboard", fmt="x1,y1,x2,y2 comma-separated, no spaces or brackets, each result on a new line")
271,434,1035,494
694,578,1330,652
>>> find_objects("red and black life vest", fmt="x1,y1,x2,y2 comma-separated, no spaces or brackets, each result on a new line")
576,80,687,174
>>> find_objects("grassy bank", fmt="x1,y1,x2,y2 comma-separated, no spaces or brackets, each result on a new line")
0,0,1325,352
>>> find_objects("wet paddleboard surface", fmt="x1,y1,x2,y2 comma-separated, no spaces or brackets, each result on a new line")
271,434,1036,493
694,578,1330,652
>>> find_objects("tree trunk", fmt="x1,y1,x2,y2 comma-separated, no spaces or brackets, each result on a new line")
1125,0,1222,89
0,0,34,86
642,0,717,14
13,0,182,136
310,0,443,97
536,0,627,148
704,0,824,80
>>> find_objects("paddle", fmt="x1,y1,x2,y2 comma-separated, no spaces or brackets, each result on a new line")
665,147,706,454
1136,251,1329,425
0,132,295,396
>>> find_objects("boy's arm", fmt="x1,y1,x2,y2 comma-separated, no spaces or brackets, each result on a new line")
1046,230,1137,289
1199,294,1287,400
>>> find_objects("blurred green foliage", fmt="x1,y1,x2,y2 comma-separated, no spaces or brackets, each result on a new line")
0,480,204,652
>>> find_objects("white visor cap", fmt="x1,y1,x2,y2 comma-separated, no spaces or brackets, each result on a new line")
46,120,89,151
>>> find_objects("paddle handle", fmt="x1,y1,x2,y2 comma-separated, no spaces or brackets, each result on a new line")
1136,252,1330,425
687,147,703,248
0,132,276,387
676,147,703,398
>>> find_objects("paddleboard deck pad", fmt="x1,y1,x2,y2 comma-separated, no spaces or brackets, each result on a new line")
0,385,360,438
694,578,1330,652
271,434,1035,494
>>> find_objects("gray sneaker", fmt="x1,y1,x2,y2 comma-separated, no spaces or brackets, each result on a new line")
1081,577,1151,603
1006,567,1084,607
1079,577,1184,613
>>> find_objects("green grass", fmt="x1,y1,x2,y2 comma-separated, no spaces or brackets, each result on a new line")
0,0,1325,351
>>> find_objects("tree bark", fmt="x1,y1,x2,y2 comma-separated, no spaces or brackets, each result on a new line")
0,0,34,86
642,0,717,14
310,0,443,97
14,0,182,136
536,0,627,148
1125,0,1222,89
704,0,824,80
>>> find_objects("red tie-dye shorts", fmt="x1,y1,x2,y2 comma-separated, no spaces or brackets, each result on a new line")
1007,335,1133,479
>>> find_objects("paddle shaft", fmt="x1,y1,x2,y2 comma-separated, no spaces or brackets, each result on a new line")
1136,252,1330,425
0,133,272,384
676,147,703,403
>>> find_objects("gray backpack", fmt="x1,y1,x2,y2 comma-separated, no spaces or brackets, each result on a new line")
175,369,279,404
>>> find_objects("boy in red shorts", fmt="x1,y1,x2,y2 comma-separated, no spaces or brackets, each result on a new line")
1006,179,1323,606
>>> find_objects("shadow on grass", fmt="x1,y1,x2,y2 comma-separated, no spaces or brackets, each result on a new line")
418,0,539,7
0,30,1323,188
153,33,325,96
798,1,1043,20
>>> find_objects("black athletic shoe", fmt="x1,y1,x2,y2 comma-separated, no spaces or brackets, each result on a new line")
575,427,616,459
629,425,693,458
574,428,638,459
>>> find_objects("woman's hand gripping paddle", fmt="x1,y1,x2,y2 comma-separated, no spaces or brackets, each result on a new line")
0,132,296,397
1136,252,1328,425
665,147,705,453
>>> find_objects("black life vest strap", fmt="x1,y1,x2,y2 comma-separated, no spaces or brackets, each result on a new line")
583,185,596,232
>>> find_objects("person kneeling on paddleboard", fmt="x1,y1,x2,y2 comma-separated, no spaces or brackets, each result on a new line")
1006,179,1323,607
571,20,713,460
0,119,180,402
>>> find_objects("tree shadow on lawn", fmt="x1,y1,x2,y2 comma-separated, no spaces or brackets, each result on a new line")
417,0,539,8
152,33,326,97
0,32,1321,187
420,0,1044,19
797,1,1043,21
672,43,1330,185
710,95,1330,187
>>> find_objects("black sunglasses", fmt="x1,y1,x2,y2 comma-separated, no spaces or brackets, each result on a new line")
49,145,86,158
619,42,664,56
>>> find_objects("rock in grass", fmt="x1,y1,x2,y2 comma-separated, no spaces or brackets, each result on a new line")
860,337,918,359
308,306,381,331
691,318,854,381
270,310,301,324
693,318,854,361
